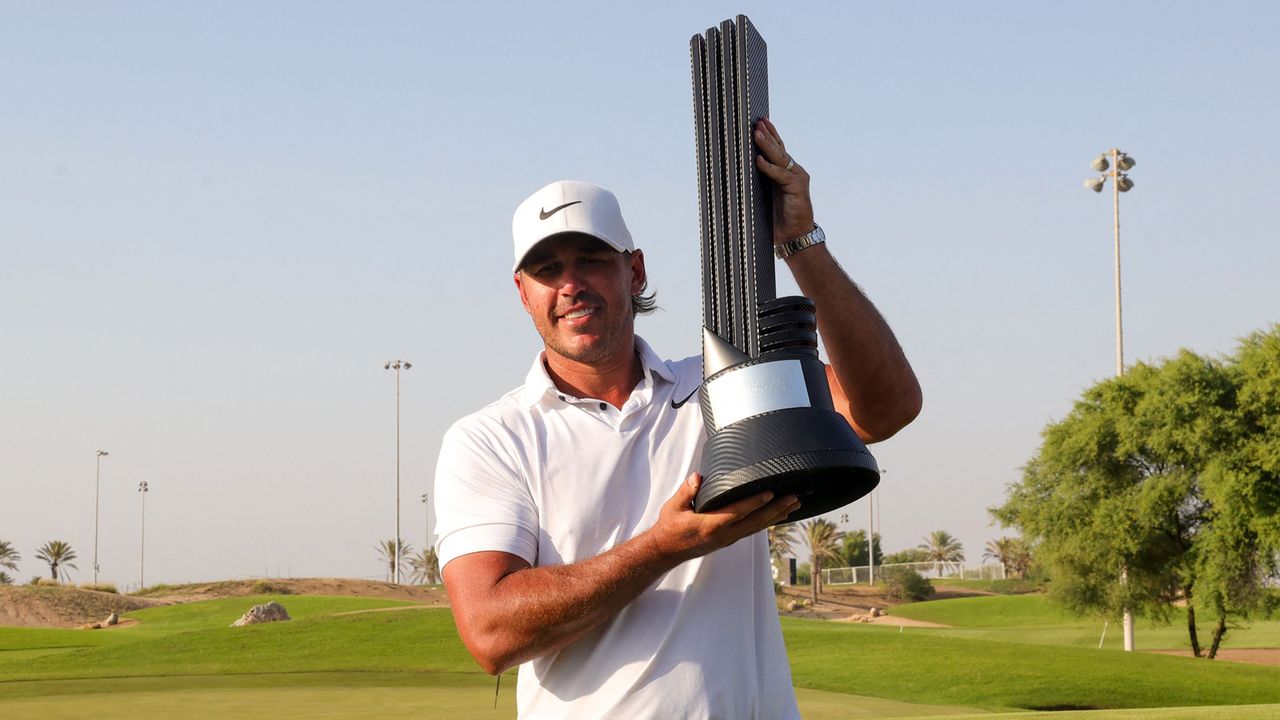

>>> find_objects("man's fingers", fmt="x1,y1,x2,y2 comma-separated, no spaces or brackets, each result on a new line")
664,472,701,511
753,127,787,167
756,153,800,184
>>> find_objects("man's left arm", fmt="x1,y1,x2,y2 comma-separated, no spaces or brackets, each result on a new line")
754,117,922,442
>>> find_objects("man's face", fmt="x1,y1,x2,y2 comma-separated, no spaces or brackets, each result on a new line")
514,233,646,366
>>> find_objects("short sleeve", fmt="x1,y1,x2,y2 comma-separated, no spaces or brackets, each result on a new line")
434,419,539,570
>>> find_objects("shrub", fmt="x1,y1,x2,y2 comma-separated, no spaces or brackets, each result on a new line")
252,580,292,595
80,582,119,594
882,567,934,602
0,571,13,585
32,577,61,587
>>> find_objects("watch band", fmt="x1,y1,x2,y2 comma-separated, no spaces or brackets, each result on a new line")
774,224,826,260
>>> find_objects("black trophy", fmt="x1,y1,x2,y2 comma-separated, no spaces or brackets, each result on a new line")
690,15,880,524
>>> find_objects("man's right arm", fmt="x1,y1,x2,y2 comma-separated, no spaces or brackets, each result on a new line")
444,472,799,675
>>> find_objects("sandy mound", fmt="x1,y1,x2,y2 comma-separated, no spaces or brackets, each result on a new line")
1,578,448,630
137,577,449,605
0,586,163,629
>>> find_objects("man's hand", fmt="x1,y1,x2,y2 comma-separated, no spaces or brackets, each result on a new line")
445,472,798,675
647,473,800,564
753,117,814,245
751,117,923,442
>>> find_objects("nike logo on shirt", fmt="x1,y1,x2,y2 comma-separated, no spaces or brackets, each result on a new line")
671,387,700,409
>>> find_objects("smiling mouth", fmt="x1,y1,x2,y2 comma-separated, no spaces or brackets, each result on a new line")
561,307,597,320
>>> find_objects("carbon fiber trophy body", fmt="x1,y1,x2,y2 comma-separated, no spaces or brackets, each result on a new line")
690,15,880,525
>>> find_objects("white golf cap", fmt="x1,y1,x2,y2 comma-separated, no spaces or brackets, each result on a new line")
511,180,635,273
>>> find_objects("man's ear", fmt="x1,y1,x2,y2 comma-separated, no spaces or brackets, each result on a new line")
514,271,533,315
628,249,647,295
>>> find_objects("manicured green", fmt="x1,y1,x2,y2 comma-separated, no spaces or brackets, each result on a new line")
894,594,1075,627
905,707,1280,720
935,578,1043,595
891,594,1280,650
121,594,417,636
4,593,1280,717
783,617,1280,711
0,673,987,720
0,607,468,681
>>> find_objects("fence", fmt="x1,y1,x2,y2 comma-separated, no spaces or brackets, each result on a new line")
821,561,1006,586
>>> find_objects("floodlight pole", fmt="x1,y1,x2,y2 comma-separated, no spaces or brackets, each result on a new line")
94,450,108,584
1111,148,1124,377
1111,147,1135,654
385,360,411,584
421,492,431,553
867,492,875,586
138,481,148,589
1087,148,1137,652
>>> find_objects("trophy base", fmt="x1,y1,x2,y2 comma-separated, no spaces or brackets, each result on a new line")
694,407,880,524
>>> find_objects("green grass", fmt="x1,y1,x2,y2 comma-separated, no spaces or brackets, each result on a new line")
891,594,1280,650
934,579,1044,595
4,592,1280,717
784,618,1280,711
911,707,1280,720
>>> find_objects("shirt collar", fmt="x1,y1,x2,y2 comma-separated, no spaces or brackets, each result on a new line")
520,335,676,407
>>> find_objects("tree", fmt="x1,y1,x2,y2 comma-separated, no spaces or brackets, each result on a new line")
408,546,441,585
993,330,1280,658
882,547,929,564
0,540,19,573
767,524,798,579
918,531,964,569
0,572,13,586
838,530,882,568
983,537,1031,578
1194,327,1280,657
34,541,77,581
800,518,842,605
375,539,413,583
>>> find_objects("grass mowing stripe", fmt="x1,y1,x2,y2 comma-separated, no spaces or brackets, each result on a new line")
782,617,1280,711
7,601,1280,714
891,595,1280,649
900,706,1280,720
0,608,473,681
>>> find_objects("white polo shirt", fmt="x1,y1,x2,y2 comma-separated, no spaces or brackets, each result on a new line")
435,336,799,720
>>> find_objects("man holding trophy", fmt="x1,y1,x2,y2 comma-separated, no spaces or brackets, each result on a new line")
434,17,921,718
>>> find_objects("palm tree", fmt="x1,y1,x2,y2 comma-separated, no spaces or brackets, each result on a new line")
984,536,1032,578
800,518,843,605
767,523,797,571
375,539,413,583
35,540,78,581
919,530,964,575
408,546,441,585
983,537,1012,573
0,572,14,586
0,540,20,573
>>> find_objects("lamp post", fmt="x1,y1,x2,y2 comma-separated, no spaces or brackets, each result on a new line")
94,449,109,584
421,492,431,553
869,469,886,586
137,481,149,589
383,359,411,584
1085,148,1137,652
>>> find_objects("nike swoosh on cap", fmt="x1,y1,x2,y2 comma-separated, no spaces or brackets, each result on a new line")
539,201,582,221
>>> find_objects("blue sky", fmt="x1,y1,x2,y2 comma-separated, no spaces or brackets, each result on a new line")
2,1,1277,587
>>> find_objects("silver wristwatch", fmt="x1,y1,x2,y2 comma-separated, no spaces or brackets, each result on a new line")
773,224,826,260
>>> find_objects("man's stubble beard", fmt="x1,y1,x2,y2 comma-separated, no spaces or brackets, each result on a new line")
541,305,635,365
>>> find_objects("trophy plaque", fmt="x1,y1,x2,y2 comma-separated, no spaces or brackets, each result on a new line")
690,15,881,524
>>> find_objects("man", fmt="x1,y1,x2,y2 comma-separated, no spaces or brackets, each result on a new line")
435,118,921,718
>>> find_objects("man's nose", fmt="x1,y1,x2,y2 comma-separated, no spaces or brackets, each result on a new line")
558,266,587,293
